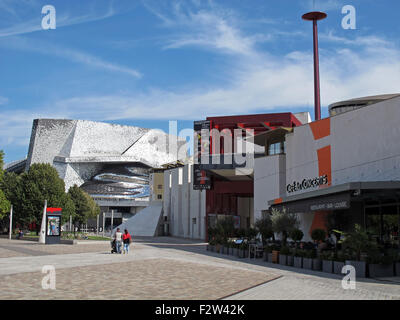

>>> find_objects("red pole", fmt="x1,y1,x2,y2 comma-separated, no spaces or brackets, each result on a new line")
302,12,327,121
313,19,321,121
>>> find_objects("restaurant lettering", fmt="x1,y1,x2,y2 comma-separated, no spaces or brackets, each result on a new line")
287,175,329,194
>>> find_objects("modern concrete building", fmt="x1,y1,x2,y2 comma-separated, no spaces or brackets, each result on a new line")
254,94,400,244
11,119,187,230
163,161,206,240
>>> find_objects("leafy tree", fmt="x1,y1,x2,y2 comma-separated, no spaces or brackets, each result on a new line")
0,150,11,220
68,185,99,227
0,172,24,223
255,213,274,245
271,207,299,246
20,164,69,229
0,189,10,220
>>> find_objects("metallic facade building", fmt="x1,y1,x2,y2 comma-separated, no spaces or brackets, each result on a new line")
14,119,187,224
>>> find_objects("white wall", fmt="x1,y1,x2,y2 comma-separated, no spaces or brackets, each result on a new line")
163,165,206,240
254,154,286,222
284,95,400,196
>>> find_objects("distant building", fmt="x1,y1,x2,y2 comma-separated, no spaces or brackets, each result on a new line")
9,119,187,229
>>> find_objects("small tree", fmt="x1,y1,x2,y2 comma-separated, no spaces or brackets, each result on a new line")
271,207,299,246
0,189,10,220
0,150,10,220
255,213,274,245
0,172,23,226
341,224,379,261
215,216,235,244
20,164,68,230
311,228,326,243
68,185,99,228
290,228,304,247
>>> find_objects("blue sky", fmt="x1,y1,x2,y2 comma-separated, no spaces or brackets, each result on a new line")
1,0,400,163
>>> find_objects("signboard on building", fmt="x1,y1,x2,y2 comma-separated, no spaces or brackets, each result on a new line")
193,120,212,190
273,192,351,213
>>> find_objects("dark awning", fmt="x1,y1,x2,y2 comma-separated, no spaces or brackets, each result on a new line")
269,181,400,213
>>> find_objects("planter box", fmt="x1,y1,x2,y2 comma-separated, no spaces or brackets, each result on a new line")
279,254,287,266
272,250,279,264
303,258,313,270
287,255,294,267
262,251,268,261
333,261,345,274
267,253,273,263
312,259,322,271
293,256,303,268
238,249,248,259
369,263,394,278
396,262,400,276
322,260,333,273
345,260,367,278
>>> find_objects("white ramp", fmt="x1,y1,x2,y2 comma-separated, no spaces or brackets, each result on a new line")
114,202,163,237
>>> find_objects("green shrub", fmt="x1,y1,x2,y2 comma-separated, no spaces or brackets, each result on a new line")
311,229,326,243
304,249,317,259
290,228,304,243
280,246,291,255
293,249,306,257
341,224,379,261
320,250,334,261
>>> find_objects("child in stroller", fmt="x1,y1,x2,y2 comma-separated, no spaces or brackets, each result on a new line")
110,239,117,254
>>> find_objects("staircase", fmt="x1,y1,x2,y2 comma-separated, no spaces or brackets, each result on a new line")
113,202,163,237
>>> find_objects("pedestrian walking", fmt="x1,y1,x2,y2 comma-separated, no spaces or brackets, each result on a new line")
113,228,123,254
123,229,132,254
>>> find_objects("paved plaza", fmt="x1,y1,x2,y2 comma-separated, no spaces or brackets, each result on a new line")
0,237,399,300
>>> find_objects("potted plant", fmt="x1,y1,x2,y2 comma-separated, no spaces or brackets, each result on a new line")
293,249,305,268
231,241,239,257
333,251,347,275
290,228,304,248
320,250,334,273
238,241,248,258
271,207,299,247
367,253,395,278
255,213,274,246
395,254,400,276
341,225,377,278
208,238,217,252
279,246,291,266
271,244,280,264
263,245,272,262
302,250,315,270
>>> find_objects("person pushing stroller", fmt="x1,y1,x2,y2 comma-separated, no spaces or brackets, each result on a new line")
112,228,123,254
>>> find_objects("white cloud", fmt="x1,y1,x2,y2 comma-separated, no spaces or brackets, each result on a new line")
0,96,9,105
0,1,120,38
2,37,142,78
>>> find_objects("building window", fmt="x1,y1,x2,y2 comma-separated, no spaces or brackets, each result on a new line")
157,194,163,200
268,141,285,155
157,184,163,190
